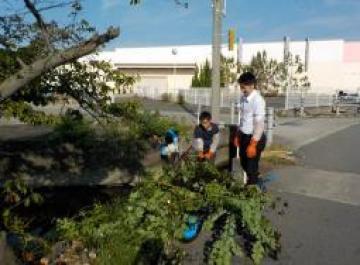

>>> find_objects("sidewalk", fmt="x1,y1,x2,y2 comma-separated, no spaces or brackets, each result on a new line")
263,191,360,265
262,120,360,265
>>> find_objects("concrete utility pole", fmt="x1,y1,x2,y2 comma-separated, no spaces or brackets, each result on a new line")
284,36,291,110
237,37,243,66
211,0,224,122
305,37,310,72
284,36,290,65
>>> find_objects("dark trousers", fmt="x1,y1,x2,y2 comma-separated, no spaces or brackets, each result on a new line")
239,132,267,185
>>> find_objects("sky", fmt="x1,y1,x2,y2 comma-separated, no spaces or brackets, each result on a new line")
2,0,360,50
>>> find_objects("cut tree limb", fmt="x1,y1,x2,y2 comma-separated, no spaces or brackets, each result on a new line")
0,27,120,100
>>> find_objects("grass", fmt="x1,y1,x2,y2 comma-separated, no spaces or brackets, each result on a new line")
262,144,296,167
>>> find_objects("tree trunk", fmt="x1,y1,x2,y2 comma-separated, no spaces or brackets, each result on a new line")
0,27,120,100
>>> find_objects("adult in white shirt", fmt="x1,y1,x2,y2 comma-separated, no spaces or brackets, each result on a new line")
236,72,267,185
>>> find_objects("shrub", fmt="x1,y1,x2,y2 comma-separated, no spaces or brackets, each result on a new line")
57,159,281,265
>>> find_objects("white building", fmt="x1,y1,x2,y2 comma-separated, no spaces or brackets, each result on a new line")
95,39,360,95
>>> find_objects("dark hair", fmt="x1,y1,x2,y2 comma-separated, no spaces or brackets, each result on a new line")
199,111,212,121
238,72,257,85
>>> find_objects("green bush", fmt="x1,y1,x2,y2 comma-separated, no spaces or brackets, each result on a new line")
51,115,93,144
105,102,189,139
57,160,281,265
1,178,43,233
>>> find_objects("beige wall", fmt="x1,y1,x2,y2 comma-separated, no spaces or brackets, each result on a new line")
342,63,360,90
308,62,360,94
119,67,194,92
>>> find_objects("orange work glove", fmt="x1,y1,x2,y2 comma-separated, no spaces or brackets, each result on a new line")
204,151,215,160
246,139,258,158
198,151,205,159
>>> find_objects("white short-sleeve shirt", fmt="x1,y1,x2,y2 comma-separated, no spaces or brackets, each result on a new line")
238,90,266,135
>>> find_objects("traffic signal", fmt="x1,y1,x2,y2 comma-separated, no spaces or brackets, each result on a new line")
228,29,235,51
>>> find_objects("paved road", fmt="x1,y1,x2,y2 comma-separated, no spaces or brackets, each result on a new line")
264,191,360,265
266,124,360,265
273,117,360,150
298,124,360,174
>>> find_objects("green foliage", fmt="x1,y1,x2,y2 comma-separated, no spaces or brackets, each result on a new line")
105,101,188,139
208,215,243,265
57,159,280,265
1,178,43,233
241,51,284,95
286,54,311,92
192,56,236,88
192,59,212,87
0,1,135,126
112,70,139,94
104,101,141,120
51,113,93,144
0,101,60,125
220,55,237,87
0,56,138,126
241,50,310,95
191,64,201,87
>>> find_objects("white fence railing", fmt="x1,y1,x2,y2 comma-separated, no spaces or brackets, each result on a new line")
134,86,337,110
134,86,241,107
134,86,172,101
286,92,334,109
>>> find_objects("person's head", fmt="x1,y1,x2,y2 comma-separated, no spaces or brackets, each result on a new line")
238,72,256,97
199,111,212,130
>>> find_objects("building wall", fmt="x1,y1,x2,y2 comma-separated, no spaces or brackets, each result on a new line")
95,39,360,95
341,63,360,90
119,68,194,92
344,42,360,63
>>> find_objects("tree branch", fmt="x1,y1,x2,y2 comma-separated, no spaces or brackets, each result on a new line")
24,0,53,52
0,26,120,100
16,57,27,68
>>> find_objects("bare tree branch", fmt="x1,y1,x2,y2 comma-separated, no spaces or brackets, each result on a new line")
6,1,78,17
16,57,27,68
23,0,54,52
0,26,120,100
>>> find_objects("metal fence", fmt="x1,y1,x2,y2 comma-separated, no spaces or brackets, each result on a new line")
134,86,171,101
134,86,241,107
286,92,334,109
134,86,337,110
133,86,277,145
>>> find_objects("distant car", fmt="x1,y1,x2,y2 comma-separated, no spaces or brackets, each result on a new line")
336,90,360,104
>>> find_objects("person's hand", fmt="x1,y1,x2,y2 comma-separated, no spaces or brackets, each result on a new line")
246,139,258,158
198,151,205,159
204,151,215,160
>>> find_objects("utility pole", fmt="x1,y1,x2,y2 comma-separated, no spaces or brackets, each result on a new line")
211,0,224,122
305,37,310,72
284,36,290,110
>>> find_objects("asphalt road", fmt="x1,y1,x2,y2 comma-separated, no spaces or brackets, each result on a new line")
264,191,360,265
266,123,360,265
298,124,360,174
